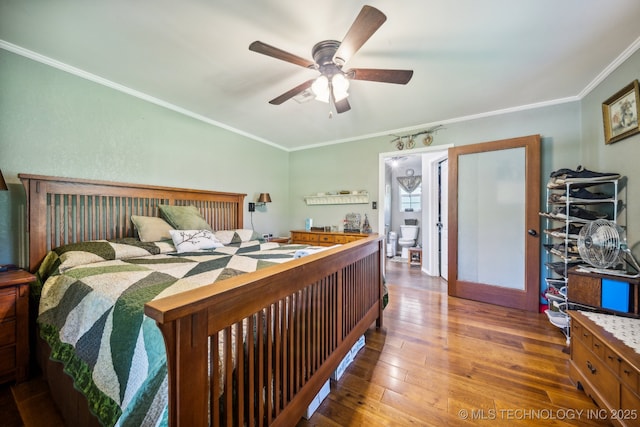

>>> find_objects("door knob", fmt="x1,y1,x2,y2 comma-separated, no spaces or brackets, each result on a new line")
527,229,538,236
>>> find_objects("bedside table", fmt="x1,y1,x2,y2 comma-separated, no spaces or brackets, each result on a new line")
268,237,290,243
0,269,35,384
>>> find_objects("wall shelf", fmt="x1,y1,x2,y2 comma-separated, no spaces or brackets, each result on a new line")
304,193,369,205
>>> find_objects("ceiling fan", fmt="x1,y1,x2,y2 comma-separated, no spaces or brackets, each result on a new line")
249,5,413,114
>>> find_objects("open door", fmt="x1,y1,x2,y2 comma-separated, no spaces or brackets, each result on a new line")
439,158,449,280
448,135,540,312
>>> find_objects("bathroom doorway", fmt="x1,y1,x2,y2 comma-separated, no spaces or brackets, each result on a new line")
378,145,451,278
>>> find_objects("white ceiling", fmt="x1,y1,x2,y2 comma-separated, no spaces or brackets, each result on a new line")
1,1,640,151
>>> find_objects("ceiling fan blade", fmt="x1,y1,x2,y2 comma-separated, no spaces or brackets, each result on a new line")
349,68,414,84
329,81,351,114
334,97,351,114
249,41,315,69
333,5,387,66
268,79,315,105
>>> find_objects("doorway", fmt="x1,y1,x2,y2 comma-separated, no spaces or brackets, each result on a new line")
378,145,451,278
438,158,449,280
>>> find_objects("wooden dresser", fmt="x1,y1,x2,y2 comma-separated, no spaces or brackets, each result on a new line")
290,230,370,246
569,311,640,426
0,269,34,384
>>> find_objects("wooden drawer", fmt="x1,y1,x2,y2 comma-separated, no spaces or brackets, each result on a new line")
291,232,318,244
334,235,361,244
605,346,621,376
291,230,369,246
571,320,584,341
591,335,606,360
334,235,348,244
573,338,620,408
0,270,33,384
620,359,639,393
0,346,16,375
568,274,601,307
318,234,335,245
0,319,16,347
0,288,16,320
573,320,592,348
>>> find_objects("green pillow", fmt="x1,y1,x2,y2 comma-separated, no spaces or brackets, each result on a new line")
159,205,213,231
131,215,174,242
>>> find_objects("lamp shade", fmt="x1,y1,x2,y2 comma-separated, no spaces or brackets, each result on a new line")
257,193,272,203
0,170,7,191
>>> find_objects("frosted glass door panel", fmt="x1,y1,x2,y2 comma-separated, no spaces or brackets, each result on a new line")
457,147,525,290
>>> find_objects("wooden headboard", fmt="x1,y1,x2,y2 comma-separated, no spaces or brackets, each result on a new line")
19,174,246,272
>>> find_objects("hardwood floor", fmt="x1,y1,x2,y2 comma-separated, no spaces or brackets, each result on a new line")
2,260,609,426
298,261,610,427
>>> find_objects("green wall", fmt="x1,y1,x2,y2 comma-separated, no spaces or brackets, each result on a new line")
580,50,640,248
289,49,640,263
0,50,290,266
2,45,639,272
289,102,582,234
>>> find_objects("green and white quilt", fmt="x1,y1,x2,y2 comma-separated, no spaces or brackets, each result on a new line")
35,237,310,427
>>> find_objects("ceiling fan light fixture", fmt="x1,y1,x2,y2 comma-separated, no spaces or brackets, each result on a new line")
312,75,330,103
331,73,349,101
311,74,350,103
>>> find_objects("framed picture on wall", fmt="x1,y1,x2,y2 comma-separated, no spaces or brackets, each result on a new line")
602,79,640,144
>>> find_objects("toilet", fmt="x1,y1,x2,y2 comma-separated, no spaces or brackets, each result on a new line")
398,220,419,258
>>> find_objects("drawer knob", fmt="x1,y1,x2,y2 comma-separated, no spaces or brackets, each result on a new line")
587,361,597,374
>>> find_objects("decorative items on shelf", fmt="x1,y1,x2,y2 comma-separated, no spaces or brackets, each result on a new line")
344,213,361,233
390,125,443,150
304,191,368,205
362,214,372,234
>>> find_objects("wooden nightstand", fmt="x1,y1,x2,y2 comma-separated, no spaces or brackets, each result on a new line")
268,237,290,243
0,269,34,384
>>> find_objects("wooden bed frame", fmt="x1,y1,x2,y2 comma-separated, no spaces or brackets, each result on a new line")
20,174,385,427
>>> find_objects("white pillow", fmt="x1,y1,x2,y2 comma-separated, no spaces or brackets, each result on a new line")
169,229,224,253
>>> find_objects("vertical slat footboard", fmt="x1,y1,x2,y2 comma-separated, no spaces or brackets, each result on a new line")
145,236,384,427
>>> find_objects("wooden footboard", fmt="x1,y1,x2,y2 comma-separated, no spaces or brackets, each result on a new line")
145,235,384,427
20,174,384,427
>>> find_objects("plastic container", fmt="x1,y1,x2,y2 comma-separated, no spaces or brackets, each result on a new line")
387,231,397,258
